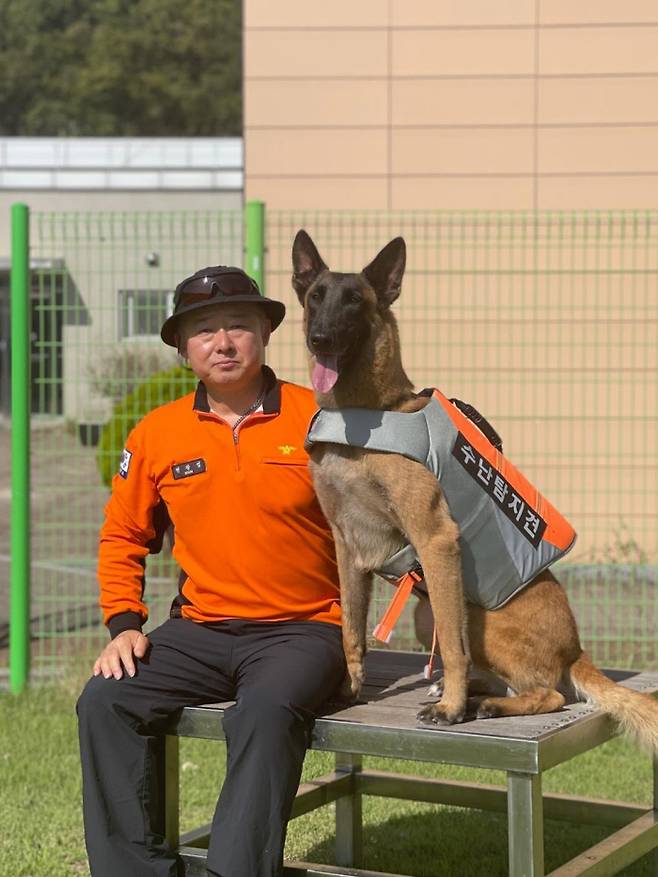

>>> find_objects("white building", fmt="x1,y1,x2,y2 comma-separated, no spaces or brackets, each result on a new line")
0,138,244,419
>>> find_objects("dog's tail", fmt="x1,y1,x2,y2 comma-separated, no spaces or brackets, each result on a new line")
569,653,658,752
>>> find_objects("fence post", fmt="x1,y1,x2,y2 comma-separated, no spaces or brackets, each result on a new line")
245,200,265,294
10,203,31,694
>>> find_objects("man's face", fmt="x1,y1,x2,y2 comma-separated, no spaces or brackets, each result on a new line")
178,303,271,393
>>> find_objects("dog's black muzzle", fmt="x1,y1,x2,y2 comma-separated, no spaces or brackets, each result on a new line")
309,332,335,354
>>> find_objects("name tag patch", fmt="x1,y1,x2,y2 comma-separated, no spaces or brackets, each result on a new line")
452,432,547,548
119,448,132,479
172,458,207,480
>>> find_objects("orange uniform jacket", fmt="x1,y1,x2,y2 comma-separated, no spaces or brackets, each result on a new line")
99,367,341,638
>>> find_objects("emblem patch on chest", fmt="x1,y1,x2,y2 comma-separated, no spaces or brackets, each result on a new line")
172,458,207,480
452,432,547,548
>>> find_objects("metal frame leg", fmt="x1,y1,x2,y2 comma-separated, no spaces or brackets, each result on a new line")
507,771,544,877
335,752,363,867
164,735,180,852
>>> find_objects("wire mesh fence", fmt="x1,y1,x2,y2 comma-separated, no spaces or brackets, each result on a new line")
264,210,658,667
2,210,242,681
2,207,656,682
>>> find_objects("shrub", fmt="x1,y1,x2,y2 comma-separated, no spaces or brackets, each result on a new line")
87,343,178,405
97,365,197,487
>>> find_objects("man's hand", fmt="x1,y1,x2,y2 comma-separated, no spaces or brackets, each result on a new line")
93,630,150,680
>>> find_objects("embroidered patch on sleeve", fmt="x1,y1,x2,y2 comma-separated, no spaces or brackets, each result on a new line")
119,448,133,480
172,458,207,480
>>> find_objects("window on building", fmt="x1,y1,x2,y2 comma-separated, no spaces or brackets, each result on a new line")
119,289,174,339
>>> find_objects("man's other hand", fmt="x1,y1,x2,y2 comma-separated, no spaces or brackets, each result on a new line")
93,630,150,680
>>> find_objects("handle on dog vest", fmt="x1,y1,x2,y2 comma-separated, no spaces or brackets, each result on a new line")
372,570,423,644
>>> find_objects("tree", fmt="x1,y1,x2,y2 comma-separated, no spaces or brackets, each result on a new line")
0,0,241,135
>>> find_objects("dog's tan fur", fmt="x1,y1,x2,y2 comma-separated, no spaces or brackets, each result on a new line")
293,231,658,745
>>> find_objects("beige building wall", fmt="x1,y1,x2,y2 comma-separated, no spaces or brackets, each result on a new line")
244,4,658,566
244,0,658,209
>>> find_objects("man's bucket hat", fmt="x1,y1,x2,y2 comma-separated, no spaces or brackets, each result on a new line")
160,266,286,347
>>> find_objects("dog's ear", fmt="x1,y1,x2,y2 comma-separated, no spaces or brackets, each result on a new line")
362,237,406,309
292,230,328,304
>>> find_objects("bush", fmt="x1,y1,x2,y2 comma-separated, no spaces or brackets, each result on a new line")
97,365,198,487
87,343,178,405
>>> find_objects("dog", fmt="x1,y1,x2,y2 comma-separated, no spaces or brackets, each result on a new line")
292,229,658,749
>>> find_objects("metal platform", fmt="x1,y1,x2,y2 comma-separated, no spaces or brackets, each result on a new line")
162,650,658,877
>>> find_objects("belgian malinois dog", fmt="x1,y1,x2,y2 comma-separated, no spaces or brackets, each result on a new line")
292,229,658,748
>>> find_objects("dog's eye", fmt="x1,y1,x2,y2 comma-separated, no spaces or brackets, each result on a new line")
345,289,362,304
309,285,325,302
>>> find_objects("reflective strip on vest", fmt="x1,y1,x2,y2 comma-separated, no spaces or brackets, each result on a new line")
305,390,577,609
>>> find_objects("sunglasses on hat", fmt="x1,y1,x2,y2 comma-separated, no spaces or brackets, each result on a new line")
173,269,261,310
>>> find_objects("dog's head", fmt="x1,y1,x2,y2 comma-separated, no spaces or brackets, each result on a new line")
292,230,406,394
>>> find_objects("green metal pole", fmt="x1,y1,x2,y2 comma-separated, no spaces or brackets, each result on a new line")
245,200,265,294
10,203,30,694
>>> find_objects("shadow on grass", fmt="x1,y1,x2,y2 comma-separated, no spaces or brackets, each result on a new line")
299,805,654,877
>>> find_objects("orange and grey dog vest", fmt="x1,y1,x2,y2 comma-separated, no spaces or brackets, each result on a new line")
305,389,576,610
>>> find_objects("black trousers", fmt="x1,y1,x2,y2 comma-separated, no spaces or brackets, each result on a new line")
77,617,345,877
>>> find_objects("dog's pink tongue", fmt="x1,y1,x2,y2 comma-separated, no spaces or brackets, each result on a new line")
312,355,339,393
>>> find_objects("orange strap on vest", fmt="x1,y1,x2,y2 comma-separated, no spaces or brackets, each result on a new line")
372,570,423,644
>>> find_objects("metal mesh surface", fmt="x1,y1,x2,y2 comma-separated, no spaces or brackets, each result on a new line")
266,210,658,665
2,208,656,681
3,211,241,680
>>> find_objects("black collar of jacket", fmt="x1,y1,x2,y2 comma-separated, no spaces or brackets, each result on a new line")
193,365,281,415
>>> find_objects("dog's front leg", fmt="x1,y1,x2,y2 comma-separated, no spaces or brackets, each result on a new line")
371,457,470,724
333,531,372,699
415,521,469,724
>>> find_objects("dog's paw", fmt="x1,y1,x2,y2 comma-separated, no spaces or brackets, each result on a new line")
338,662,365,701
347,660,365,698
416,702,465,726
475,699,503,719
427,675,444,698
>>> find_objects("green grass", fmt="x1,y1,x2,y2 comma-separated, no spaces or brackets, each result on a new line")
0,683,656,877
